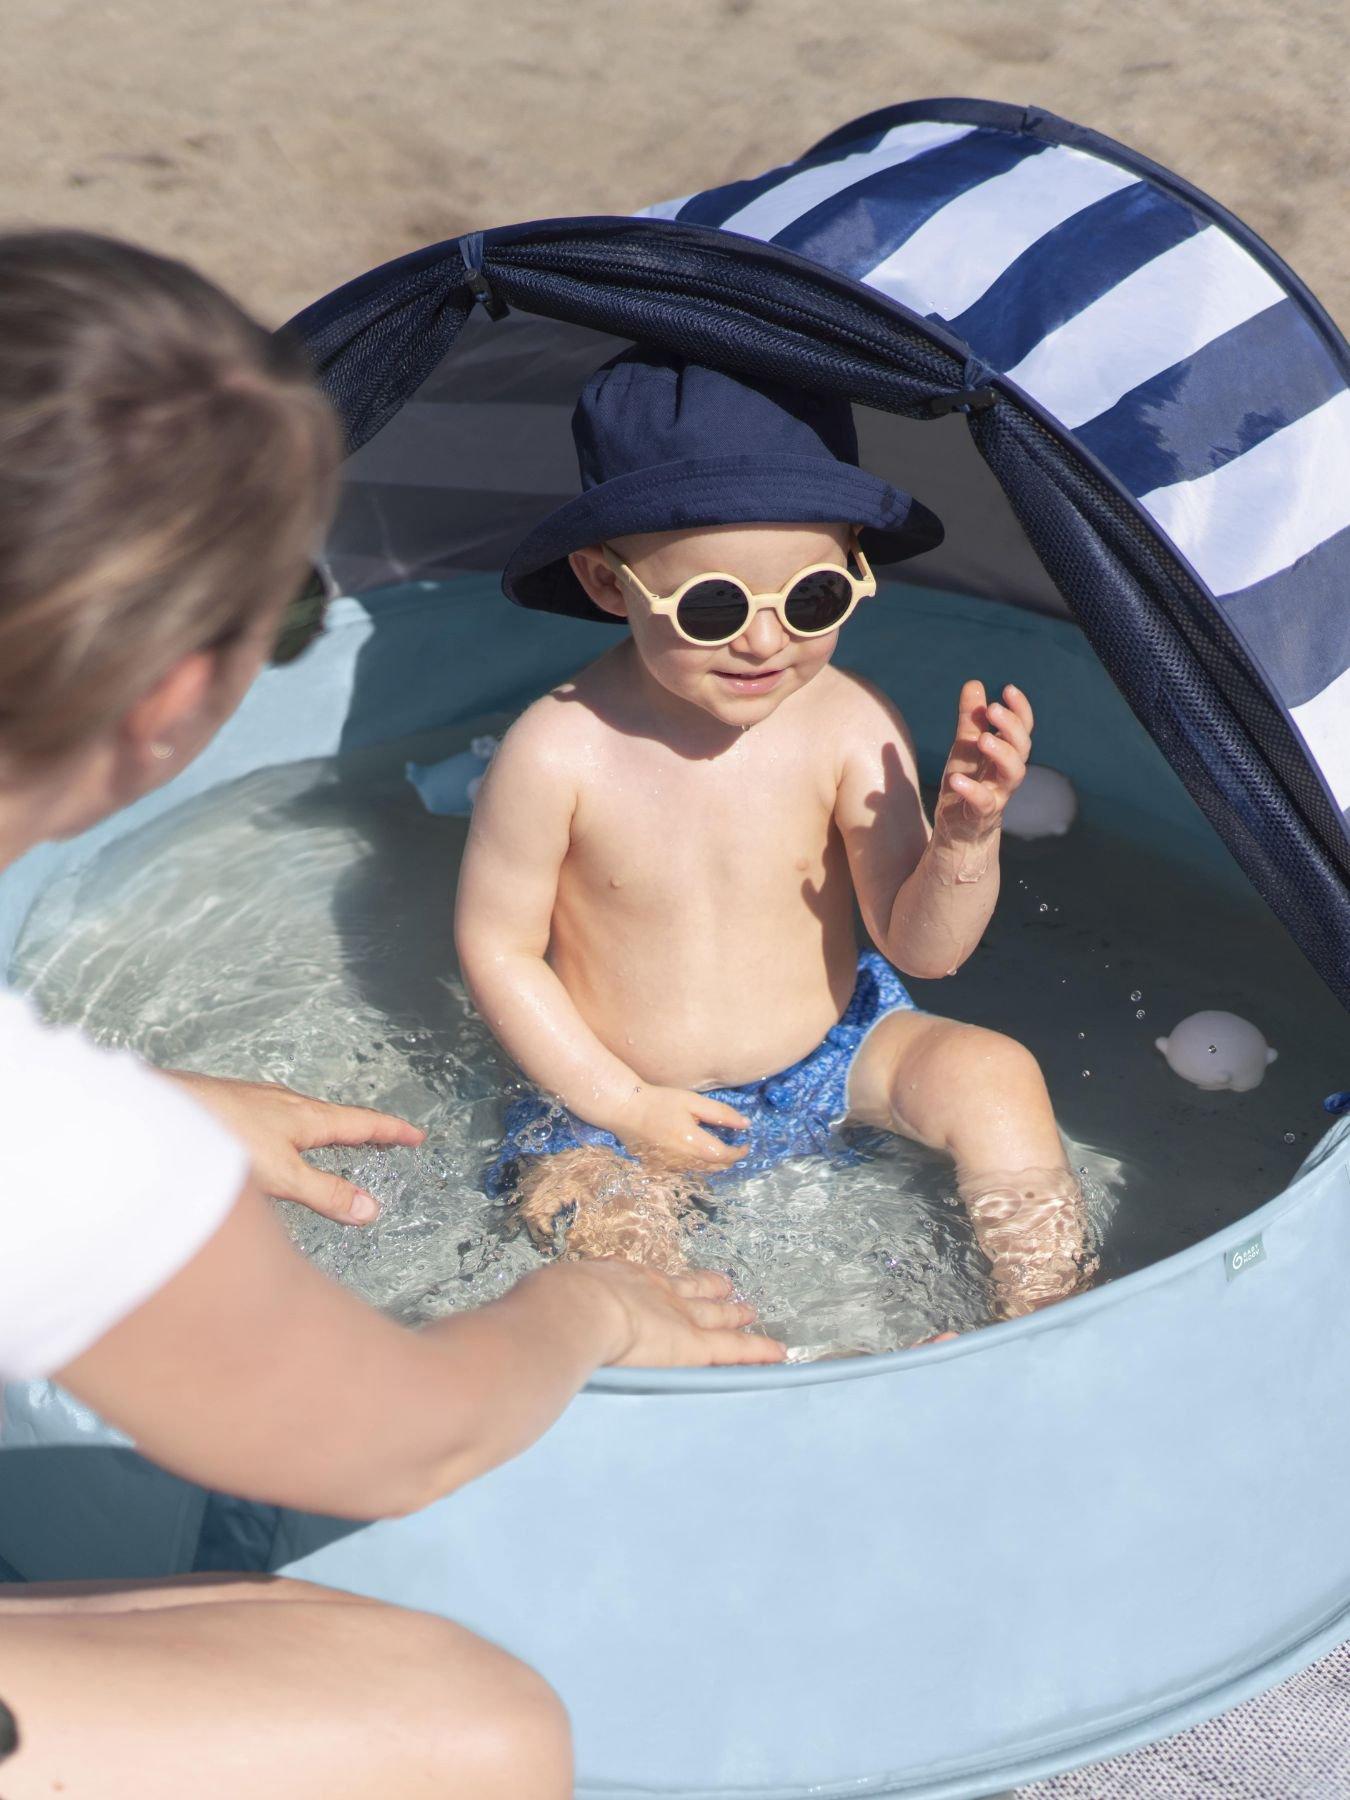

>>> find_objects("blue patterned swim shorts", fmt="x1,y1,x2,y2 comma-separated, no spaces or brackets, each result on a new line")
483,949,914,1197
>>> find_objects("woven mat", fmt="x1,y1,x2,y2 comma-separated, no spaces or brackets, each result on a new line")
1020,1641,1350,1798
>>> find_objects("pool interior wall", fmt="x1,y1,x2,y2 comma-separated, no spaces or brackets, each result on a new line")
3,579,1349,1800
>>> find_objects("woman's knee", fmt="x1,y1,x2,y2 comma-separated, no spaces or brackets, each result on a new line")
408,1619,572,1796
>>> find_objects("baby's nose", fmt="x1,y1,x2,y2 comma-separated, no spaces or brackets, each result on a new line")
737,603,789,660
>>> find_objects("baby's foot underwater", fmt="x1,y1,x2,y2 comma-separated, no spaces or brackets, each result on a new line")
511,1144,715,1277
959,1167,1099,1319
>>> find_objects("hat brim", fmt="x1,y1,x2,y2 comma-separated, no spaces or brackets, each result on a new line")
501,454,944,624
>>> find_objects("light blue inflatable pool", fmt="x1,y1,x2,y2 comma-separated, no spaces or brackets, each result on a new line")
5,96,1350,1795
3,578,1349,1798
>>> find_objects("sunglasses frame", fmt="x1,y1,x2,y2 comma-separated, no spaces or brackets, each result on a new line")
270,560,339,667
601,533,876,648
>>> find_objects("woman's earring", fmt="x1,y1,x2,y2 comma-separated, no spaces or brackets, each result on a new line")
150,742,175,761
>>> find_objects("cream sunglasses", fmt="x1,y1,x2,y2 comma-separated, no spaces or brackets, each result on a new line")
601,534,876,647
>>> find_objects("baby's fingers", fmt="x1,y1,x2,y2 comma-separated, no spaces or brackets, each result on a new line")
985,701,1031,762
691,1095,751,1131
1003,683,1034,734
947,772,1003,817
975,730,1026,788
694,1133,750,1168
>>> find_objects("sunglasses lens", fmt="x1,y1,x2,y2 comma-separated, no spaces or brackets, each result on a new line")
783,570,853,635
675,579,751,644
270,567,330,667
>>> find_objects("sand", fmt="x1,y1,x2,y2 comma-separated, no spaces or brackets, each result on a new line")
2,0,1345,330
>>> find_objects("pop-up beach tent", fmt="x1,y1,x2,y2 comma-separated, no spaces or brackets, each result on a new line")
303,96,1350,1008
3,98,1349,1800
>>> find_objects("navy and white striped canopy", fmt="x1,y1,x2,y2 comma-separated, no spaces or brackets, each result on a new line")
297,96,1350,1003
639,102,1350,833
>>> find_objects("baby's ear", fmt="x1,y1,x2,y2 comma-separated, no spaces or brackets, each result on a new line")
569,546,628,620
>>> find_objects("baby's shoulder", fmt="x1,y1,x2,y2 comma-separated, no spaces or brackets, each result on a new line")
495,663,614,777
812,665,914,743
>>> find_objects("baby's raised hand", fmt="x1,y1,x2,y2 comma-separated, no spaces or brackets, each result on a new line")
615,1084,751,1171
935,680,1033,842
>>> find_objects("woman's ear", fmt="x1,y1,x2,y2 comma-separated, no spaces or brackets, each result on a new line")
122,651,216,770
569,546,629,620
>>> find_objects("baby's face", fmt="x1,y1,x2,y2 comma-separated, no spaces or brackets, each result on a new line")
588,522,852,728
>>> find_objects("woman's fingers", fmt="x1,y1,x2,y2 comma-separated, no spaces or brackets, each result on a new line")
682,1295,759,1332
701,1329,786,1366
670,1269,735,1300
297,1100,426,1151
271,1155,380,1224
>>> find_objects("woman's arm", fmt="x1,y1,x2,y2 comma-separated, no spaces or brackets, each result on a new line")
57,1181,782,1521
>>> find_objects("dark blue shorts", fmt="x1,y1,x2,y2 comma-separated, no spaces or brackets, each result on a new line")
484,949,915,1196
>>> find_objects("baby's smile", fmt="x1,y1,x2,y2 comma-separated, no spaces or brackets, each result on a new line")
710,664,787,695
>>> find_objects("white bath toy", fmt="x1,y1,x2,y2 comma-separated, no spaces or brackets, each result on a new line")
1002,765,1078,839
1155,1010,1278,1092
406,735,499,816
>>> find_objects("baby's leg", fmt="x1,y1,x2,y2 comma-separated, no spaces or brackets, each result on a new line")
514,1146,707,1276
848,1013,1093,1318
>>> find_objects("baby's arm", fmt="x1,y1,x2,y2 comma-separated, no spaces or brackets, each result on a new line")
455,706,641,1121
836,677,1032,980
454,706,748,1168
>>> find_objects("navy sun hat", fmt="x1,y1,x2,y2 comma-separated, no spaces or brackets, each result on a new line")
502,348,944,623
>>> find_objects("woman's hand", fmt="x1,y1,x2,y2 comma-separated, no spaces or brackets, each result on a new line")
164,1071,425,1224
558,1259,785,1367
934,680,1034,843
610,1084,750,1170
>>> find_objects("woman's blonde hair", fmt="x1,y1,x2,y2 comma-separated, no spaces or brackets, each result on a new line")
0,230,341,760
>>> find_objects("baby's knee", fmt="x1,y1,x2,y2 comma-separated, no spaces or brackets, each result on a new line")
896,1021,1041,1103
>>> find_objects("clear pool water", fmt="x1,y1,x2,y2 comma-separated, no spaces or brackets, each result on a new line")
12,725,1345,1357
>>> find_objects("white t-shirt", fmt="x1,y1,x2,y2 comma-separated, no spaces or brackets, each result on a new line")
0,990,248,1382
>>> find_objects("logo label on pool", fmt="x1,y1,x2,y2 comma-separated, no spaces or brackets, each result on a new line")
1224,1234,1266,1282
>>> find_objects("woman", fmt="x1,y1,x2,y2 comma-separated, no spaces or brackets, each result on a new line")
0,231,782,1799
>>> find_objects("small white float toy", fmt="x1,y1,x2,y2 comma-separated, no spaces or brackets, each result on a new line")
1155,1010,1278,1092
406,735,499,816
1002,765,1078,839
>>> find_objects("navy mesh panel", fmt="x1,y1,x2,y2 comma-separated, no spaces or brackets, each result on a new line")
974,403,1350,1006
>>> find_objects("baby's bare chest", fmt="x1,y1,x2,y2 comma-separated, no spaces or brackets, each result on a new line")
566,747,841,908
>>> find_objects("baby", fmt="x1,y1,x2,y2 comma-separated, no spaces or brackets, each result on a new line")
455,349,1091,1320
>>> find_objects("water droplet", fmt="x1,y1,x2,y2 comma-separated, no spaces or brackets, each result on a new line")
1207,1044,1218,1055
1038,902,1049,913
1080,1068,1091,1078
1076,1030,1086,1039
1283,1131,1296,1144
1130,990,1142,1003
1135,1008,1146,1019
